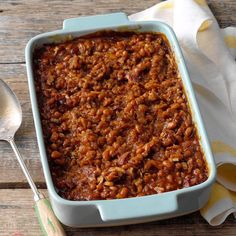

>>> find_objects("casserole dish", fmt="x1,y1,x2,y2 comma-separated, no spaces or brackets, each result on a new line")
25,12,216,227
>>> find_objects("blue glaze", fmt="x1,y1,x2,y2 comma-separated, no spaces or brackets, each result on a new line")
25,12,216,227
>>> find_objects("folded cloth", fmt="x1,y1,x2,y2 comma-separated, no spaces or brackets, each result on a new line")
129,0,236,226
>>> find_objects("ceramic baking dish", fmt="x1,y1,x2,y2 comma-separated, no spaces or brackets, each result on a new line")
25,12,216,227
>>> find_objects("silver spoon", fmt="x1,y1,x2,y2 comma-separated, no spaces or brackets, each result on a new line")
0,79,65,236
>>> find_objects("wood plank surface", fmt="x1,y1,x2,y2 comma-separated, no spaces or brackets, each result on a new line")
0,0,235,63
1,189,236,236
0,0,235,235
0,0,159,63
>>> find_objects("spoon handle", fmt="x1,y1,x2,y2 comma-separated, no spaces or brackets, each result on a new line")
9,138,41,200
35,194,66,236
9,139,66,236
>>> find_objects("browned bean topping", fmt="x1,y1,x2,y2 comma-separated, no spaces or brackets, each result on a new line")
34,31,208,201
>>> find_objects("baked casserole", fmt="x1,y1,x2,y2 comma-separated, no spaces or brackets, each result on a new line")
33,31,208,201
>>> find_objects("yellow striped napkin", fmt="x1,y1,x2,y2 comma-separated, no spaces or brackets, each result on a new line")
129,0,236,226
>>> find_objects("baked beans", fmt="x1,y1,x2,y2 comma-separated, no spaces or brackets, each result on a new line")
34,31,208,200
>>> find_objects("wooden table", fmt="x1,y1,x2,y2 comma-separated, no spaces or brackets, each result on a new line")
0,0,235,235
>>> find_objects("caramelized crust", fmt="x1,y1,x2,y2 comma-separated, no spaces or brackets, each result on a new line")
34,31,208,200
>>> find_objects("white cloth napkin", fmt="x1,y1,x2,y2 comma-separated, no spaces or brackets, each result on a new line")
129,0,236,226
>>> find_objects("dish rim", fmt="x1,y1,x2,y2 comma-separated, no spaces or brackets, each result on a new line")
25,13,216,208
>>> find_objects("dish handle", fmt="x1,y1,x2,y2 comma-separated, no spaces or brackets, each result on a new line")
98,194,178,222
63,12,129,31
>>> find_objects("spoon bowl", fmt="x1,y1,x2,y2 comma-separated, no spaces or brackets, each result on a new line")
0,79,22,141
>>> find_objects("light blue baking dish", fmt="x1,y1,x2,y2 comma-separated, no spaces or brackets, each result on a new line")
25,12,216,227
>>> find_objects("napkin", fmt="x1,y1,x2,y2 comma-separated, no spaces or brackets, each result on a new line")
129,0,236,226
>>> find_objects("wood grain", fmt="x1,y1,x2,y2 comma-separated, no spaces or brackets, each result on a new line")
0,0,158,63
0,0,235,63
1,189,236,236
0,0,235,235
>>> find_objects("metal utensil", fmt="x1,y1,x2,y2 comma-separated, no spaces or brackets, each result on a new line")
0,79,65,236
